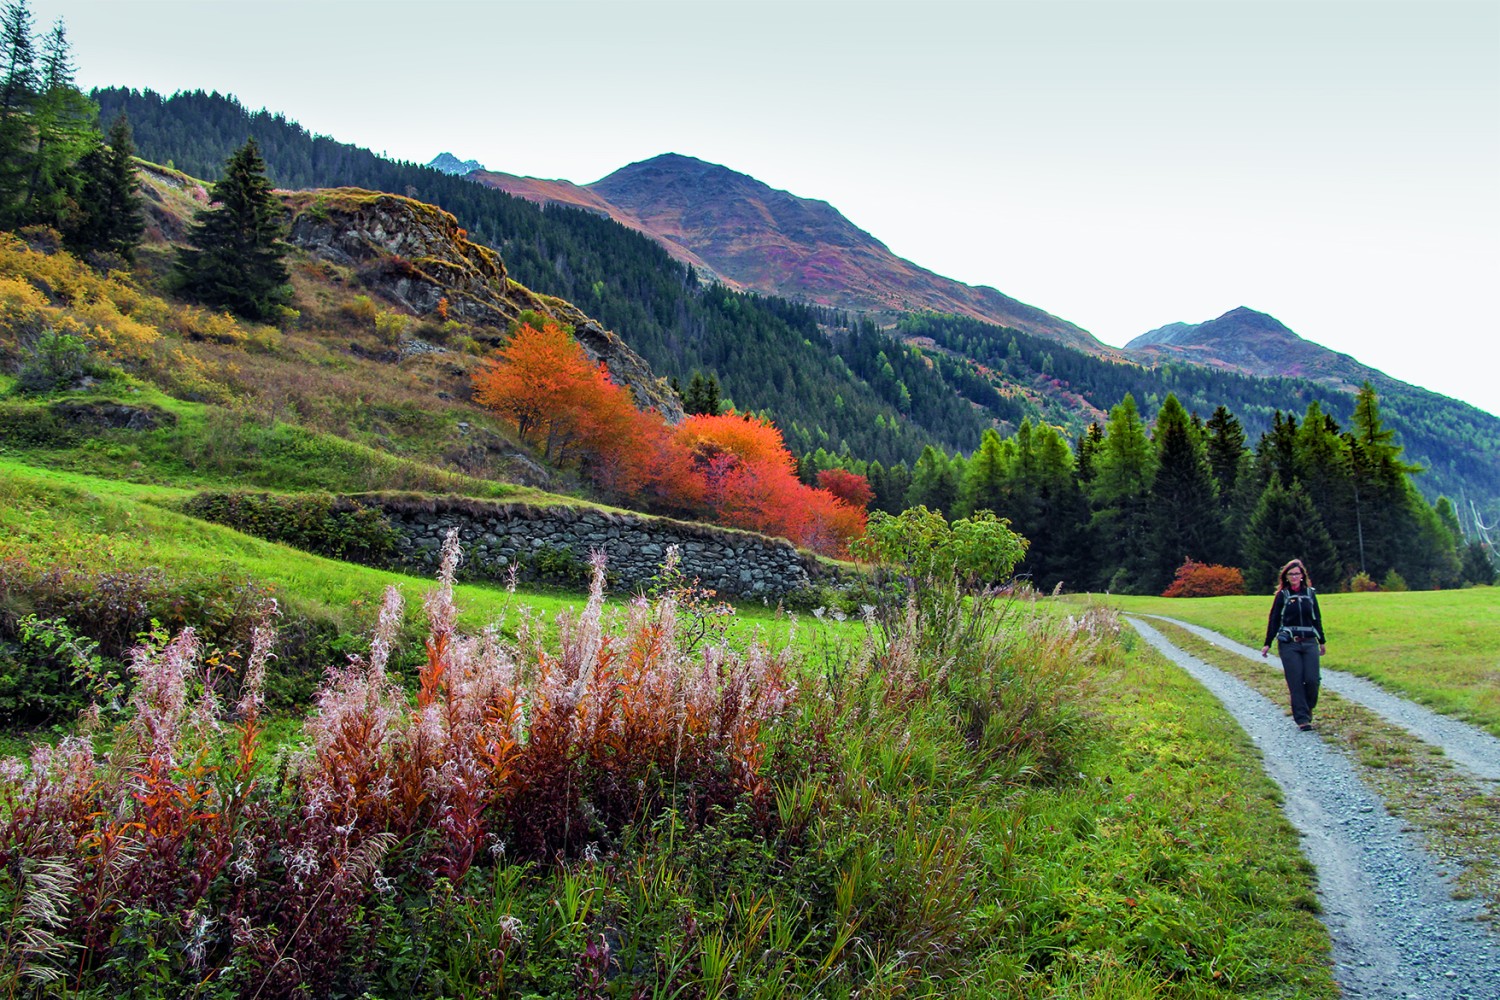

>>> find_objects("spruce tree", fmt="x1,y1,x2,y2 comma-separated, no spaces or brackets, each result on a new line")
905,444,959,517
68,111,143,260
173,138,291,321
0,0,36,224
956,427,1006,518
1089,394,1157,591
1242,475,1339,592
1146,394,1221,590
21,19,95,227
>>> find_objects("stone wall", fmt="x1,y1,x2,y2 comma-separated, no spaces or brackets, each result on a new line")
375,496,833,599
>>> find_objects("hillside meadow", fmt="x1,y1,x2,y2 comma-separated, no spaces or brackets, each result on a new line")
0,492,1338,996
0,436,1339,996
1094,589,1500,737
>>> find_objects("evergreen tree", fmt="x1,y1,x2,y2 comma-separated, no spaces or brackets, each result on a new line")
956,427,1006,518
1344,383,1419,580
906,444,960,516
173,138,291,321
1204,405,1253,565
1146,394,1221,590
1242,476,1340,592
681,370,723,416
1019,421,1090,591
20,19,94,227
67,111,143,260
1205,405,1246,497
1075,422,1103,491
1460,541,1497,586
1292,401,1357,574
1089,394,1157,591
0,0,36,224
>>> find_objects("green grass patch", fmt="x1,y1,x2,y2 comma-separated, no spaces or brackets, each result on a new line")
0,387,537,499
989,610,1336,998
1090,589,1500,737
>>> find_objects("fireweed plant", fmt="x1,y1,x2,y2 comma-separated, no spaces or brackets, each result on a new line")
0,533,797,997
0,530,1321,997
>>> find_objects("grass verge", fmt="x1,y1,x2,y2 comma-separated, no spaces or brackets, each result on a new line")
1142,617,1500,922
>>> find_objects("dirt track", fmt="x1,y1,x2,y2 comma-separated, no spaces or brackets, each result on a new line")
1128,617,1500,1000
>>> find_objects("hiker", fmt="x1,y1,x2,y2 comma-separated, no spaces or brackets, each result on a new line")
1260,558,1326,731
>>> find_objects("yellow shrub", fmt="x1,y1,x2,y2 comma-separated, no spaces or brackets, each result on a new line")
72,295,161,359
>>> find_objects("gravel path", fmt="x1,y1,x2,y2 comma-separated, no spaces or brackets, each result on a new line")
1128,616,1500,1000
1144,615,1500,783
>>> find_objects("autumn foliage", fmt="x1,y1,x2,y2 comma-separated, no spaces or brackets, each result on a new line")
1161,559,1247,598
474,321,865,556
0,537,793,997
471,320,636,463
817,468,874,509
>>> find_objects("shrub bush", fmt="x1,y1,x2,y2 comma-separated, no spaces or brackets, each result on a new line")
1161,559,1247,598
182,490,400,565
1348,571,1380,592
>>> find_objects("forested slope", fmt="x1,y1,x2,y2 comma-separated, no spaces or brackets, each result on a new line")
95,89,1499,514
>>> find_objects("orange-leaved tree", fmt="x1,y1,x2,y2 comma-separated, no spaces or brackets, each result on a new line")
673,412,865,557
472,320,630,463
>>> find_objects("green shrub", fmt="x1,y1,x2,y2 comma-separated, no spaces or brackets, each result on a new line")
182,491,400,565
0,615,112,722
525,543,588,586
0,403,80,448
13,331,102,394
1381,569,1409,592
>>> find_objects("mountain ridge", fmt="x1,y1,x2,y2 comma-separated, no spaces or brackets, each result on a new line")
473,153,1105,353
1125,306,1403,394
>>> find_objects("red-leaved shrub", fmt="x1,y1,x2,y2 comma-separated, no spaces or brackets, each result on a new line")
1161,559,1247,598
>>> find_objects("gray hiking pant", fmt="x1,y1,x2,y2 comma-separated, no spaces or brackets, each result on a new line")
1277,639,1321,725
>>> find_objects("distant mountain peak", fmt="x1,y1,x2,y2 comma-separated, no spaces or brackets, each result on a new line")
428,152,484,176
1128,307,1295,350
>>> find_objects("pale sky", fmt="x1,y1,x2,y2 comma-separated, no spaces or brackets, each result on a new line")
37,0,1500,417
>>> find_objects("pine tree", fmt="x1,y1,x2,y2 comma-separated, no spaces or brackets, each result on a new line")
67,111,143,261
173,138,291,321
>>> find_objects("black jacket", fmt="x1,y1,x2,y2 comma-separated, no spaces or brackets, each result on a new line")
1264,586,1325,646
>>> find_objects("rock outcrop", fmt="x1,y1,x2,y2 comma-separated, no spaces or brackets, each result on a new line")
283,189,683,420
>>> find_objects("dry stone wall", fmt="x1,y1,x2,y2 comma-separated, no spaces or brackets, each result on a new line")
377,497,825,599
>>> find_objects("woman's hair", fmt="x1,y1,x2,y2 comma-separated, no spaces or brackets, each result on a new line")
1276,558,1313,592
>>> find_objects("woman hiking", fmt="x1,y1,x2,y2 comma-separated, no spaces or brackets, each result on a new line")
1260,558,1326,731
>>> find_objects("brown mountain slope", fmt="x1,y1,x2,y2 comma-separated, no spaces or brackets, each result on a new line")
474,153,1104,354
468,169,739,287
1124,306,1395,393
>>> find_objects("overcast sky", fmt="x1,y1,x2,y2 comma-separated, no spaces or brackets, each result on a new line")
37,0,1500,417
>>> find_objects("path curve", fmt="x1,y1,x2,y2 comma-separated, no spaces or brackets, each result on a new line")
1128,616,1500,1000
1143,615,1500,783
